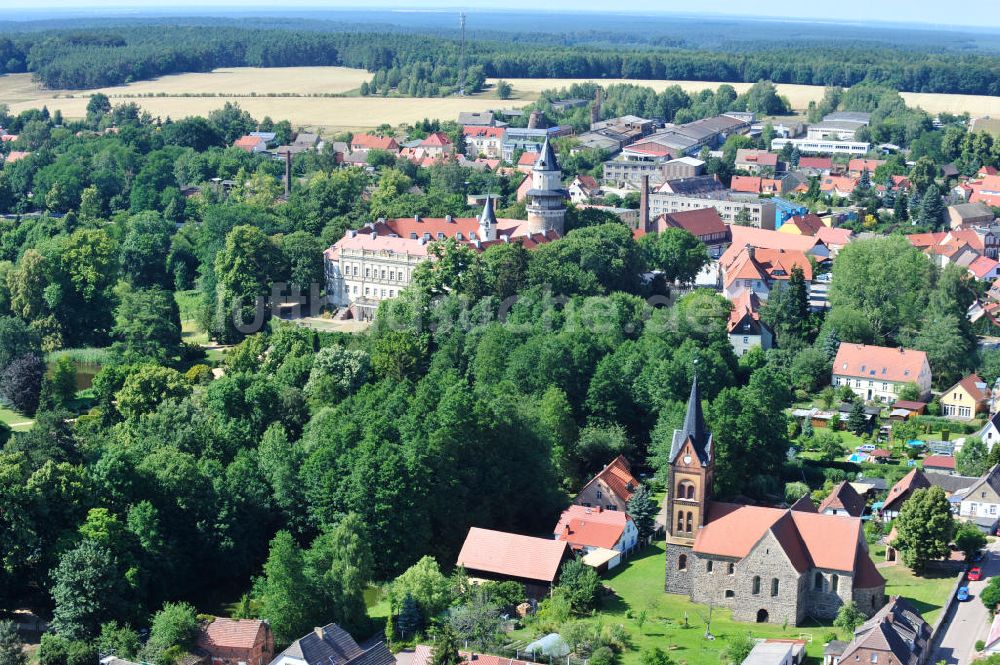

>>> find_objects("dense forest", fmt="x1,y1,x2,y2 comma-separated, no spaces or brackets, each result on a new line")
3,19,1000,95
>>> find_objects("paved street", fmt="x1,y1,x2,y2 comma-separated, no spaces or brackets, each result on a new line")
933,540,998,665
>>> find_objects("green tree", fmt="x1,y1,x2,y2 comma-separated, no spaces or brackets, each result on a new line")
143,602,198,663
115,366,191,420
396,595,423,638
892,486,955,572
495,80,513,100
639,648,673,665
50,540,132,640
627,483,658,542
388,556,452,619
557,559,601,613
0,621,26,665
95,623,141,661
448,588,502,652
121,211,174,288
256,531,316,646
213,225,279,343
48,355,77,407
638,228,708,285
305,513,374,635
954,522,987,560
917,185,945,228
720,631,755,665
430,624,462,665
834,601,865,635
956,436,989,477
847,400,867,435
112,286,183,362
981,577,1000,612
0,354,45,416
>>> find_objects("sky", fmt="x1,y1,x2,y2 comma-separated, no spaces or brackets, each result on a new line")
4,0,1000,30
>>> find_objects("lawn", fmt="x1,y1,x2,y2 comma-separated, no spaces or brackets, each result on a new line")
0,404,33,431
512,541,959,665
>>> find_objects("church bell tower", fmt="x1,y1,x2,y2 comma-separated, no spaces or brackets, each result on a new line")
525,137,566,236
666,376,714,543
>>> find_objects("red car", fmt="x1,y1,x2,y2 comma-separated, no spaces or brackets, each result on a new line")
969,566,983,581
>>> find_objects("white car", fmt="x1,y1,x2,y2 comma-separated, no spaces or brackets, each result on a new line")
858,444,877,453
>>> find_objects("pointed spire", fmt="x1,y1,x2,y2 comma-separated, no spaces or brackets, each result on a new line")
669,373,713,465
479,194,496,227
534,136,559,171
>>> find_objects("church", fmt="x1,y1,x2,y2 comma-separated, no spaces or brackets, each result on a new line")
664,379,886,625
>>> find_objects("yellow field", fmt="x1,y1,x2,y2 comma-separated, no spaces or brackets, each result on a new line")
2,67,999,131
487,77,1000,117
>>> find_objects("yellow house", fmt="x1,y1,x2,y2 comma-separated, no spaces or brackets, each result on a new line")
940,373,989,420
778,213,827,235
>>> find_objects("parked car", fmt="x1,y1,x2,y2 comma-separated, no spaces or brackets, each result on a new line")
858,444,877,453
957,586,970,601
969,566,983,581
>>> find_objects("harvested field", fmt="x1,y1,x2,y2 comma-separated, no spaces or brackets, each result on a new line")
3,68,999,131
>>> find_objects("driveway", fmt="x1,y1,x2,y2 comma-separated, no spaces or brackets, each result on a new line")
932,540,998,665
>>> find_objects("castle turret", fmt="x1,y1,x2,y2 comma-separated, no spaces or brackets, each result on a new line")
525,137,566,236
666,376,714,542
478,194,497,242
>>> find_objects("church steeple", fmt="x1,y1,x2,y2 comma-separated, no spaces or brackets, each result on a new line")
670,374,713,466
666,375,714,542
526,137,566,236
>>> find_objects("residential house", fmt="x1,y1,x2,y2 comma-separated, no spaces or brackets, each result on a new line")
741,641,804,665
268,625,394,665
463,126,504,159
969,256,1000,281
5,151,31,164
727,290,773,357
636,207,730,258
568,175,601,204
721,245,813,301
847,159,885,177
980,412,1000,452
940,374,989,420
457,111,498,127
573,455,639,512
502,126,568,162
948,202,995,229
796,156,833,176
831,343,931,403
648,189,778,229
553,505,639,569
953,465,1000,532
233,135,267,153
970,175,1000,208
817,481,866,518
665,380,886,626
349,134,399,154
779,213,826,236
724,225,830,263
456,527,571,597
735,149,780,174
819,176,860,198
415,132,453,159
815,227,853,254
880,469,932,520
198,619,274,665
923,455,956,475
984,614,1000,654
411,646,540,665
826,598,930,665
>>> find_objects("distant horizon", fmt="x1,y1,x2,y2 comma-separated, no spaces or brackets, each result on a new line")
3,2,1000,32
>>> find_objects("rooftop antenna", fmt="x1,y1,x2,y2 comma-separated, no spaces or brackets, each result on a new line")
459,12,467,97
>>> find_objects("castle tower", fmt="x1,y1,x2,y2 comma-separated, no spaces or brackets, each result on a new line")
478,194,497,242
667,376,714,542
526,138,566,236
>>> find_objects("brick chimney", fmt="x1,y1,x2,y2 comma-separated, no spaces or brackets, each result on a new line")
284,150,292,198
640,175,650,232
528,110,542,130
313,627,324,640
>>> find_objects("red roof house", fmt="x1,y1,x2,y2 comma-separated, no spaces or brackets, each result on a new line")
197,619,274,665
456,527,570,593
922,455,956,473
572,455,639,512
554,505,637,555
350,133,399,153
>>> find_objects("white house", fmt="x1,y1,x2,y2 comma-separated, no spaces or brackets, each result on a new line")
553,504,639,569
985,614,1000,654
980,411,1000,453
954,465,1000,528
832,343,932,403
269,624,394,665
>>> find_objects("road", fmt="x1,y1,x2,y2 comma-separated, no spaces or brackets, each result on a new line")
932,540,998,665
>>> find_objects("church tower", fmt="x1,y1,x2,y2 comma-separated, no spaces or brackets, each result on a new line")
526,138,566,236
667,376,714,542
664,376,714,595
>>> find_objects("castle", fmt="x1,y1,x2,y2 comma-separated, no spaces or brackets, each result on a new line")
664,378,886,625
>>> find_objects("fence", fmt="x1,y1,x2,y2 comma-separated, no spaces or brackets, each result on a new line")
923,570,968,664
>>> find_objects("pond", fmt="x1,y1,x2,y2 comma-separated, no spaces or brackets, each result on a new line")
47,360,101,391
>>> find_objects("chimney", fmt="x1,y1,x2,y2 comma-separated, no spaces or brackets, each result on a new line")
596,506,603,513
528,110,542,130
746,244,755,260
284,150,292,197
370,232,377,240
640,175,650,231
414,214,421,222
313,627,324,640
446,214,454,223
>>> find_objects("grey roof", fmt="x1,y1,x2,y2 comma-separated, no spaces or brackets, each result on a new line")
823,641,848,656
670,376,712,466
926,471,978,494
275,624,394,665
810,120,867,132
963,464,1000,499
823,111,872,124
293,133,320,147
534,137,560,171
479,195,497,228
458,111,495,126
842,597,929,665
659,175,725,196
950,202,995,220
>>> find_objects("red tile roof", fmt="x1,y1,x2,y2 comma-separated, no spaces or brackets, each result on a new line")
815,226,852,248
820,176,860,194
658,207,727,240
723,246,813,288
456,527,569,584
951,373,990,401
905,232,947,248
971,175,1000,207
727,290,766,333
730,175,763,193
463,126,504,138
197,619,267,651
882,469,931,513
581,455,638,504
693,502,883,583
849,159,885,173
517,151,538,167
0,134,18,143
351,133,399,151
412,646,543,665
233,135,264,151
574,175,599,191
736,149,778,167
833,343,928,384
798,157,832,170
420,132,452,147
783,213,825,236
922,455,955,470
722,226,824,265
817,481,866,517
554,505,630,550
4,151,30,164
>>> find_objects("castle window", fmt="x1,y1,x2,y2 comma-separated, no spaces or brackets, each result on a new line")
687,483,695,500
831,574,839,592
725,590,734,598
814,572,823,590
678,554,687,571
728,562,735,575
677,511,684,532
678,480,695,500
706,560,713,573
686,512,693,533
771,578,779,597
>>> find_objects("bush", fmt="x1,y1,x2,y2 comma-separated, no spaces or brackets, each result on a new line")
978,640,986,652
184,364,213,385
590,646,615,665
557,559,601,613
